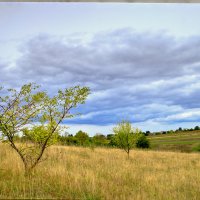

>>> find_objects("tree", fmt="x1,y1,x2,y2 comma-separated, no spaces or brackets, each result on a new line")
178,127,183,131
75,130,89,146
113,120,140,158
194,126,200,130
144,131,151,136
0,83,90,175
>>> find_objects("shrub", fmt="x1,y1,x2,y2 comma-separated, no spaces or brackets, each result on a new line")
92,134,107,146
192,143,200,152
75,130,89,146
135,134,150,149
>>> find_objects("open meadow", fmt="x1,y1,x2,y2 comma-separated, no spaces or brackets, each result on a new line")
2,3,200,200
0,143,200,200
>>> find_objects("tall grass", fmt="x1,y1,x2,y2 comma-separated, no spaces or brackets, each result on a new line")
0,143,200,199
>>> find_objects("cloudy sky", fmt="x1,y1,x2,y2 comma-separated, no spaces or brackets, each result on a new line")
1,3,200,135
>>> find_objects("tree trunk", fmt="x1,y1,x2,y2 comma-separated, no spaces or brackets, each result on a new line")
127,149,130,159
24,167,32,178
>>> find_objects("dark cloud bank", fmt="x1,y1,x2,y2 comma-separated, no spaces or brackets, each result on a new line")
1,29,200,127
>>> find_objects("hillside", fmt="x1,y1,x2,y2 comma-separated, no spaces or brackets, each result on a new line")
148,130,200,152
0,144,200,199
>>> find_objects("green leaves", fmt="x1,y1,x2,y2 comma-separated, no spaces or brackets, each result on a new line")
62,86,90,107
0,83,47,137
22,125,59,146
40,86,90,126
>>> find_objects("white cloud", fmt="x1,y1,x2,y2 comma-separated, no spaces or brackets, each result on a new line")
164,109,200,121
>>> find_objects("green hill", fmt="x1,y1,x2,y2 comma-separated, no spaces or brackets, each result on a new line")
148,130,200,152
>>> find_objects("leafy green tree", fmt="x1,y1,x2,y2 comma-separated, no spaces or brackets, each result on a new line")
144,131,151,136
178,127,183,131
75,130,89,146
194,126,200,130
113,120,141,158
0,83,90,175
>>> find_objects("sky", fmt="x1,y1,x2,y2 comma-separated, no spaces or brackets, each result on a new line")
1,3,200,135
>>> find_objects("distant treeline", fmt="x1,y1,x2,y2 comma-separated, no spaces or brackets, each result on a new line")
13,130,149,149
12,126,200,148
145,126,200,136
58,131,115,147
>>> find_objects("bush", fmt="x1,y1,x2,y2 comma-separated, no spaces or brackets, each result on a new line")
75,130,89,146
92,134,107,146
192,143,200,152
194,126,200,130
135,134,150,149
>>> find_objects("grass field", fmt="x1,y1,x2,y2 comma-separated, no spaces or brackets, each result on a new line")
148,130,200,152
1,143,200,199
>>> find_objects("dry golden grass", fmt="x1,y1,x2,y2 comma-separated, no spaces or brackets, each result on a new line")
0,143,200,199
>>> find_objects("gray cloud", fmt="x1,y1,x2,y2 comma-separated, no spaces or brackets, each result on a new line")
14,30,200,84
1,29,200,126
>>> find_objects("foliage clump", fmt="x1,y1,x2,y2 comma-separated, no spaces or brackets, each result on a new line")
135,134,150,149
192,143,200,152
75,130,89,146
